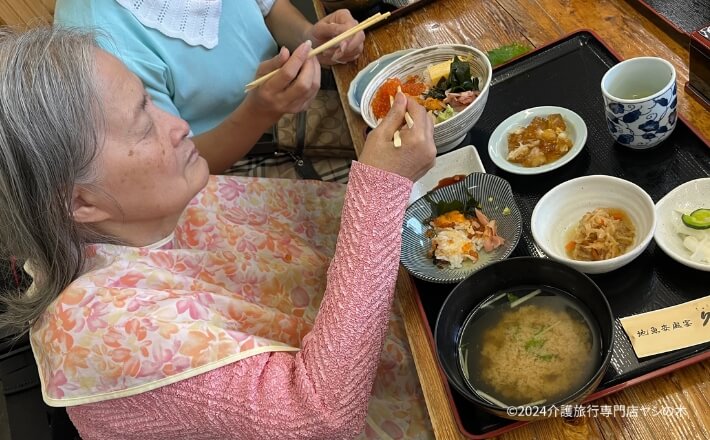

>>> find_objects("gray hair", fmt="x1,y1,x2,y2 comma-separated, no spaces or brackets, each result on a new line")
0,26,103,335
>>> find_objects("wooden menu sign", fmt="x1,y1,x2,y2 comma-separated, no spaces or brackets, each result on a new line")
620,295,710,358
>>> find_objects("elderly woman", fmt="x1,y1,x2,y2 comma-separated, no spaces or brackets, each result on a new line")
0,26,436,440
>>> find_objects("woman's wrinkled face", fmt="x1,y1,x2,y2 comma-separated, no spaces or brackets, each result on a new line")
91,49,209,224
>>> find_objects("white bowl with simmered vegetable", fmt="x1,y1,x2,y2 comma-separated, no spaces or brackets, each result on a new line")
654,178,710,271
360,44,492,153
531,175,656,274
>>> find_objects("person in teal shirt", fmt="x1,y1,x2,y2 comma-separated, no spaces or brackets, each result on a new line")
54,0,365,176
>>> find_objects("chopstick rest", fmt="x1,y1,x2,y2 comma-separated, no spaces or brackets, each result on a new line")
245,12,391,91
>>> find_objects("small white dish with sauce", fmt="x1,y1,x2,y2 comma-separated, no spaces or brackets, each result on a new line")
408,145,486,205
488,106,587,175
654,178,710,272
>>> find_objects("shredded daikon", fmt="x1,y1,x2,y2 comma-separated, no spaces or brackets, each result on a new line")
673,214,710,264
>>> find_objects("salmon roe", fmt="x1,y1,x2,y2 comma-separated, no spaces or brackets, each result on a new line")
401,76,427,96
372,78,401,120
371,76,428,120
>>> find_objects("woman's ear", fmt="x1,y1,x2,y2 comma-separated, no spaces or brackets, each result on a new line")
71,186,111,224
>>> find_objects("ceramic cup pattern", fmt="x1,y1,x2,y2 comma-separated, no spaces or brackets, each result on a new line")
601,57,677,149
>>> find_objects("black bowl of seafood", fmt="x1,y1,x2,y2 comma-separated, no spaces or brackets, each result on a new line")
434,257,614,421
400,172,522,283
531,175,656,274
360,44,492,153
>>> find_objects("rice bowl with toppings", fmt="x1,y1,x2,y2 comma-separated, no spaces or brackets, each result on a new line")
360,44,492,152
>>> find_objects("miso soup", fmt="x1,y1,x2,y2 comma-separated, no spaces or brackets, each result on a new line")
457,285,601,406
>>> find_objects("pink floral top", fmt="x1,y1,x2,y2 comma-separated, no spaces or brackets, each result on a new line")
30,162,433,439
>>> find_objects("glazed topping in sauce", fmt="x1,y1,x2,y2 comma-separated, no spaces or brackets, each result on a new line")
506,114,573,167
434,174,467,190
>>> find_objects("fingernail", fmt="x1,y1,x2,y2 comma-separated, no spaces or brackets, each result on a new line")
305,39,313,49
339,41,347,52
395,91,406,104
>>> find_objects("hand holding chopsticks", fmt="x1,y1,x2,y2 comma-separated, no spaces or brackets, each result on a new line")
385,87,414,148
358,92,436,182
387,98,412,148
245,12,391,92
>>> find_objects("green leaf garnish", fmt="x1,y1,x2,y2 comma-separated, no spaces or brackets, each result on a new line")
525,337,546,351
487,42,532,67
425,190,480,218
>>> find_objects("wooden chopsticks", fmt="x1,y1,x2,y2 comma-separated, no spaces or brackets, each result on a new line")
398,86,415,129
388,86,414,148
244,12,391,91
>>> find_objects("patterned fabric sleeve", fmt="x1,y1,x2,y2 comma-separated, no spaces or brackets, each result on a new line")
66,161,415,440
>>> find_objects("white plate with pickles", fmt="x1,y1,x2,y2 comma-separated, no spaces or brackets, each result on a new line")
654,178,710,271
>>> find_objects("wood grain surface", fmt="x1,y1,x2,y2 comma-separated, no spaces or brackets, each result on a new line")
315,1,710,439
0,0,53,26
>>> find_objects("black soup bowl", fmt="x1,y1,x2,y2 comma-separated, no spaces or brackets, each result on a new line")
434,257,614,421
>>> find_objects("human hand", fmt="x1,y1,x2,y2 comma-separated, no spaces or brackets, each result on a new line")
304,9,364,65
245,40,320,118
359,92,436,182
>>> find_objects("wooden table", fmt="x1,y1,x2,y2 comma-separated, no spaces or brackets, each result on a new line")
315,1,710,439
0,0,53,26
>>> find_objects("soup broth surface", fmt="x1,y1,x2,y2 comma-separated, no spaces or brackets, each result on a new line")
458,285,601,406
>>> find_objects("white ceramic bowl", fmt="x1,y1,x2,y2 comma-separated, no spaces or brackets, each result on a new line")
531,175,656,274
359,44,492,153
488,106,588,175
408,145,485,205
654,178,710,271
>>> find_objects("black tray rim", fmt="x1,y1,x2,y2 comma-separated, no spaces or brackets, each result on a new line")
409,28,710,439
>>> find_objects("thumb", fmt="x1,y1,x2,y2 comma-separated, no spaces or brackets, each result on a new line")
377,92,407,137
255,46,289,76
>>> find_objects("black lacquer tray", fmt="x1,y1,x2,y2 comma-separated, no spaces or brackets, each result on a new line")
332,0,436,25
410,30,710,439
629,0,710,35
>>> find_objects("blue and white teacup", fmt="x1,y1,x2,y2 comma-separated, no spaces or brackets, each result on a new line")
601,57,677,149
